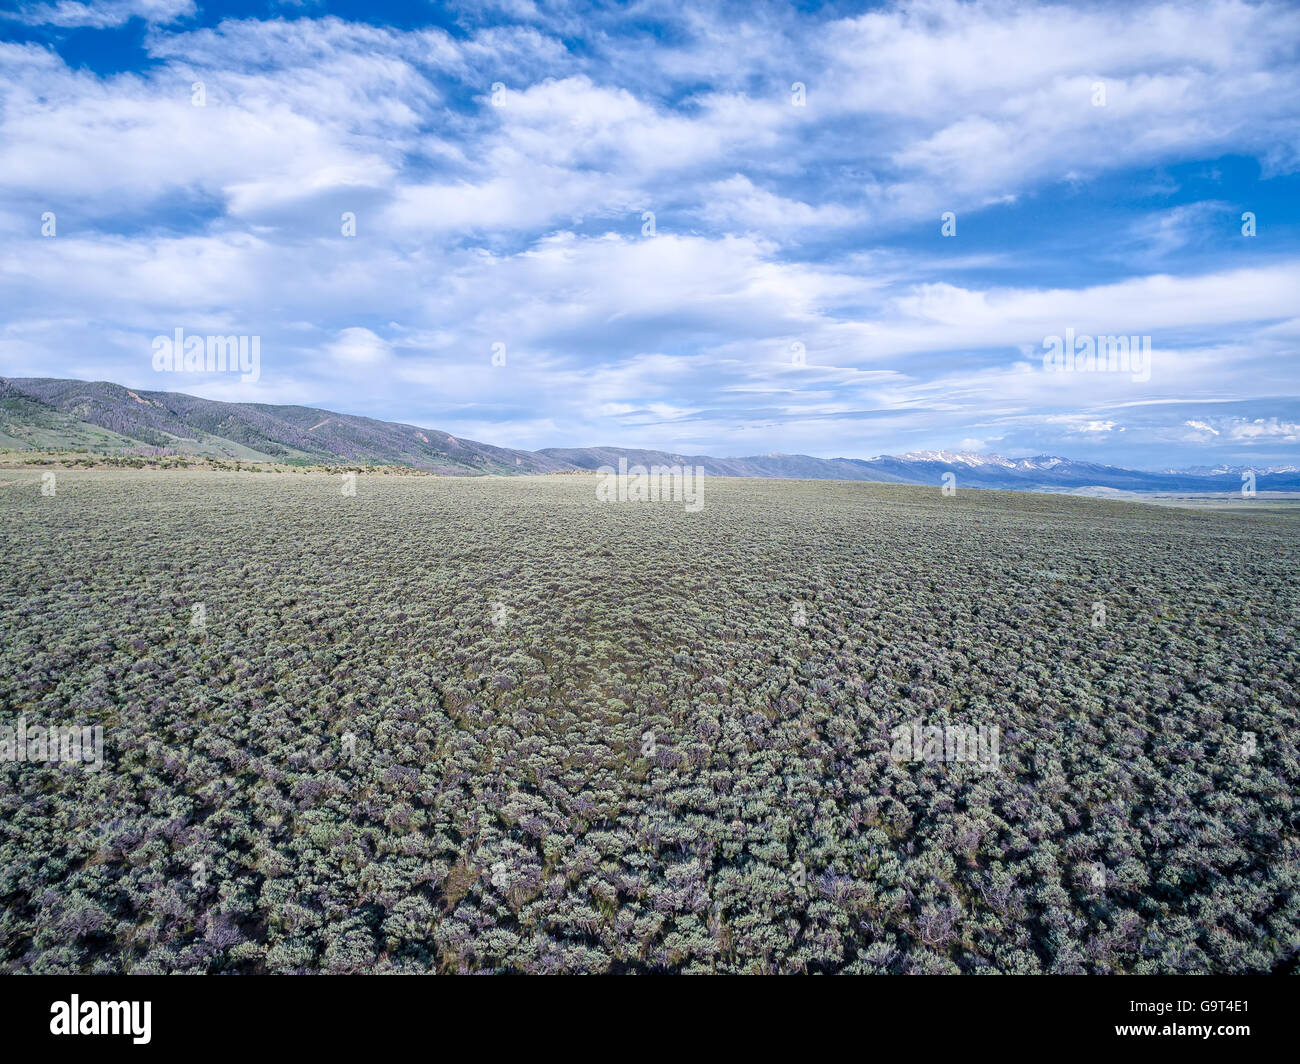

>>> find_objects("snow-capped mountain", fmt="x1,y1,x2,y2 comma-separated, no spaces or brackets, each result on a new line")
1164,463,1300,476
895,451,1073,471
545,446,1300,492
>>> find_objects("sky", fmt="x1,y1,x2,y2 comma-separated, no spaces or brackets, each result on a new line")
1,0,1298,469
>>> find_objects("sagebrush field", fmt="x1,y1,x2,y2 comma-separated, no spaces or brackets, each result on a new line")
1,470,1297,973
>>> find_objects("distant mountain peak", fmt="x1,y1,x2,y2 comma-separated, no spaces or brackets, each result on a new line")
4,377,1298,494
896,450,1017,468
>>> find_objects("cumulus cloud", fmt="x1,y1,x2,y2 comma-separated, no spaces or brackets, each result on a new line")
326,327,391,365
1228,418,1300,441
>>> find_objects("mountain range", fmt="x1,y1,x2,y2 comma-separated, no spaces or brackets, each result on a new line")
3,377,1297,493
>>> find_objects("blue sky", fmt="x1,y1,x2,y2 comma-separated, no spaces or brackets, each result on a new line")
1,0,1298,468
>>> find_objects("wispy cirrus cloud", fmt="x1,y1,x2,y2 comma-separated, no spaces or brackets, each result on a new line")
4,1,194,29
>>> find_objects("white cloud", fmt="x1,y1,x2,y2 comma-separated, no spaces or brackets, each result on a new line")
6,0,194,29
701,175,862,233
1227,418,1300,441
326,327,391,365
0,2,1297,466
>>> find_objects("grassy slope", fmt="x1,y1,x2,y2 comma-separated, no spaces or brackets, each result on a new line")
0,378,570,475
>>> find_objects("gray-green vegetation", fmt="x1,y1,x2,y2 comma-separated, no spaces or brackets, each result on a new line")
1,470,1296,973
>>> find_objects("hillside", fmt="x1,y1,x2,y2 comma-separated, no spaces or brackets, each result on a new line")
3,377,1298,492
0,378,569,475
